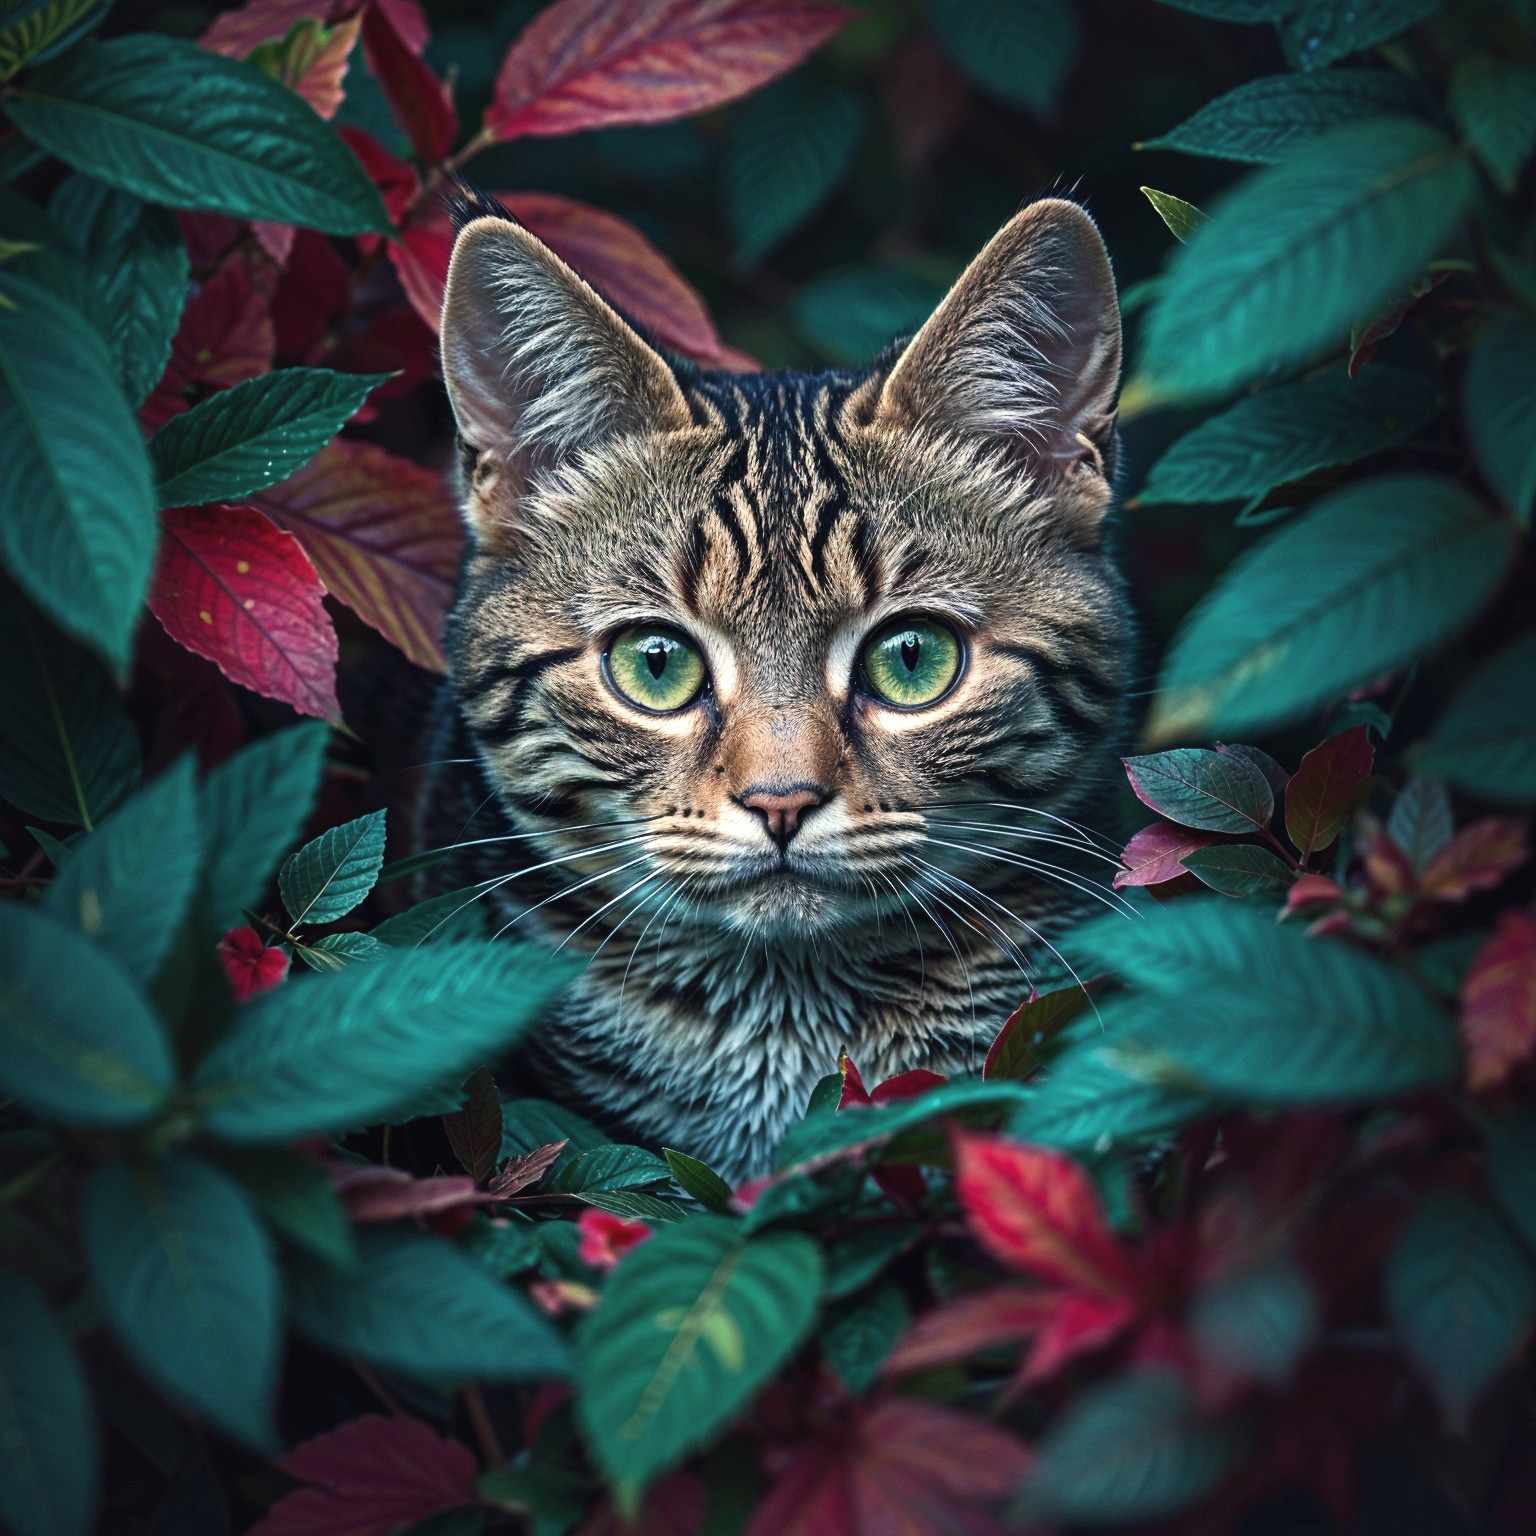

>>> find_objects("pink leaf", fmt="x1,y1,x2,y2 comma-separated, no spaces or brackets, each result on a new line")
1419,818,1529,903
577,1208,652,1271
1462,911,1536,1092
1284,727,1374,859
362,0,457,161
331,1166,489,1223
884,1285,1062,1376
489,1140,569,1197
1016,1292,1140,1387
1115,821,1221,889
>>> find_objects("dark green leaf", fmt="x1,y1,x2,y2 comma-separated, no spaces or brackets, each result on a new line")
1139,365,1437,506
0,0,110,81
1142,186,1207,242
927,0,1077,114
1190,1259,1316,1383
1152,0,1291,17
290,1227,570,1381
500,1098,608,1168
83,1156,280,1449
150,369,388,509
1451,56,1536,193
983,984,1093,1081
194,941,575,1142
822,1224,921,1300
279,808,387,926
0,903,173,1126
1183,843,1294,896
0,270,155,669
212,1146,355,1270
821,1281,908,1394
792,265,944,366
555,1144,671,1195
293,931,388,971
1483,1109,1536,1256
198,721,329,931
458,1215,538,1278
1386,776,1453,868
664,1147,734,1212
1139,118,1475,404
1142,70,1422,164
9,36,391,234
576,1188,683,1221
1123,747,1274,833
1277,0,1444,71
577,1216,822,1500
1386,1191,1536,1433
373,886,489,945
44,758,200,987
0,1269,96,1536
1149,476,1512,741
444,1066,503,1185
0,588,139,826
1464,313,1536,526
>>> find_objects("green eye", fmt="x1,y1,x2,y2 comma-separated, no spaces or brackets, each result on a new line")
607,624,707,712
858,617,963,708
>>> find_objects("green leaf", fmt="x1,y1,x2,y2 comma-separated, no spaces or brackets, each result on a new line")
0,0,109,82
1182,844,1294,897
0,1268,96,1536
1189,1258,1317,1384
577,1216,822,1502
289,1226,570,1381
1386,1191,1536,1433
8,36,391,234
0,903,173,1126
150,369,388,509
1451,56,1536,193
822,1224,921,1299
0,269,156,669
194,941,576,1143
1123,747,1274,833
198,721,329,930
724,70,864,264
372,886,489,946
1277,0,1444,71
212,1145,355,1270
48,176,187,407
459,1215,538,1278
1138,118,1476,405
500,1098,608,1167
820,1281,908,1394
294,931,388,971
554,1145,672,1195
1423,634,1536,804
1019,1369,1242,1523
1139,365,1438,507
1142,186,1207,242
43,758,200,987
1142,70,1422,164
279,808,387,926
0,587,139,827
927,0,1077,115
1484,1109,1536,1257
664,1148,734,1212
1149,476,1513,742
1464,313,1536,526
83,1155,280,1449
1386,775,1452,868
792,265,944,366
576,1188,684,1221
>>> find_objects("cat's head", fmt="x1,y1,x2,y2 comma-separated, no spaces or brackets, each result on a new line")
438,195,1129,940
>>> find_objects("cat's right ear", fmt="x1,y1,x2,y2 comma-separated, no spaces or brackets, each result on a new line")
440,214,692,541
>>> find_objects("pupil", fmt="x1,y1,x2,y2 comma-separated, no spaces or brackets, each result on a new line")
899,635,921,673
645,642,668,680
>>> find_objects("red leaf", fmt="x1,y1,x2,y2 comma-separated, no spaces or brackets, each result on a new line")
577,1208,652,1271
1016,1292,1139,1388
201,0,342,57
575,1474,705,1536
1461,911,1536,1092
1283,873,1347,917
332,1165,490,1223
442,1066,503,1185
486,0,852,142
388,210,455,332
884,1285,1061,1376
362,1,457,161
489,1140,568,1197
251,439,460,672
870,1068,948,1104
217,926,290,1001
1284,727,1374,859
342,126,421,231
375,0,429,52
745,1398,1030,1536
1419,818,1529,903
150,505,341,722
983,985,1095,1081
248,1413,478,1536
836,1051,871,1110
1114,821,1220,889
952,1131,1139,1296
241,11,362,119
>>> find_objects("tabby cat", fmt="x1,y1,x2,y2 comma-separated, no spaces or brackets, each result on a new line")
420,190,1130,1180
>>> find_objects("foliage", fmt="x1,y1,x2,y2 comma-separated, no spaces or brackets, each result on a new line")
2,0,1535,1534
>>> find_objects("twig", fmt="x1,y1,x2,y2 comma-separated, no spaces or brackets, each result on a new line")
462,1383,505,1468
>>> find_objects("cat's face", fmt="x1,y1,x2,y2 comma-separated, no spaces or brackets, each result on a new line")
439,197,1128,941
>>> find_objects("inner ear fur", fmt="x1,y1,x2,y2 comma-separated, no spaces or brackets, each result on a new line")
864,198,1122,478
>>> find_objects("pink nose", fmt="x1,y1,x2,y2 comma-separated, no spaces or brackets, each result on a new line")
740,786,825,848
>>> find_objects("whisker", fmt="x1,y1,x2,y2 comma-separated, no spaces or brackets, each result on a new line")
923,836,1140,920
490,855,652,943
931,798,1121,852
556,870,667,955
926,817,1126,867
909,857,1035,987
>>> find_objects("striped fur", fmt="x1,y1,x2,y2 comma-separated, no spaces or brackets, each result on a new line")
422,197,1131,1179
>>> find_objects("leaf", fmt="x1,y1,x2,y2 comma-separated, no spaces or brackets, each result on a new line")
1417,818,1527,904
1137,118,1476,405
151,369,387,510
199,721,331,930
724,68,864,263
884,1284,1059,1376
1189,1258,1317,1385
1451,55,1536,193
444,1067,503,1184
555,1145,673,1195
577,1216,822,1502
279,809,388,926
1386,1190,1536,1433
792,264,945,365
1182,843,1295,897
927,0,1077,115
823,1224,920,1301
1019,1369,1241,1523
0,1269,95,1536
1123,748,1274,834
372,887,488,946
1276,0,1445,71
501,1098,611,1166
43,757,201,987
983,985,1094,1079
295,931,388,970
1149,476,1513,742
1386,775,1453,870
334,1167,486,1224
251,436,460,674
487,0,852,141
820,1282,909,1395
8,36,391,234
0,903,173,1126
1114,822,1220,889
1142,69,1421,164
193,941,577,1142
247,12,362,121
83,1155,280,1449
1483,1109,1536,1255
215,1145,355,1270
247,1414,479,1536
1285,727,1374,858
1420,634,1536,804
361,1,456,162
1142,185,1207,242
289,1227,570,1381
1464,314,1536,527
0,270,156,670
490,1141,569,1198
577,1188,684,1222
1138,365,1438,508
150,503,341,724
662,1148,734,1212
0,587,139,827
0,0,110,82
1460,912,1536,1092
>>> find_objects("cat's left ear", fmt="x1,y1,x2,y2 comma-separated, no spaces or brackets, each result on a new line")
864,198,1121,478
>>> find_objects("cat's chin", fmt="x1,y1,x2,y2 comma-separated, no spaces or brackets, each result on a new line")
715,867,860,939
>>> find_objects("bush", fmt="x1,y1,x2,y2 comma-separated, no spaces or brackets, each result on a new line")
1,0,1534,1533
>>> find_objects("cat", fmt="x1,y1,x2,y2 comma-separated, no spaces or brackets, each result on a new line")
418,189,1130,1181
